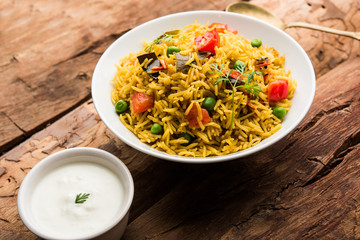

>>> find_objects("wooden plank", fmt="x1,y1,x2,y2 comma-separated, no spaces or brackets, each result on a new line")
1,0,359,153
0,55,358,239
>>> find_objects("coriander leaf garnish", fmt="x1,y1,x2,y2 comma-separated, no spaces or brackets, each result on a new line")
210,63,238,131
235,62,262,99
210,62,263,130
75,193,90,204
246,71,263,82
244,80,262,98
243,71,263,99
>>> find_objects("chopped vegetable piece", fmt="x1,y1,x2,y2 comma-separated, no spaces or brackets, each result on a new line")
223,62,246,90
147,59,160,71
209,23,238,34
131,92,154,113
164,29,181,36
137,52,168,77
202,97,216,111
198,51,212,60
167,46,181,56
150,66,162,71
222,69,243,90
174,52,211,72
255,57,271,68
227,69,243,81
273,107,287,119
195,29,220,54
185,104,211,128
151,59,168,71
178,133,193,146
115,100,129,113
137,52,157,69
150,123,163,134
175,53,191,72
160,59,168,69
251,39,262,47
268,80,289,102
137,52,160,79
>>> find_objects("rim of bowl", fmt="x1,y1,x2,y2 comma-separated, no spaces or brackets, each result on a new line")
91,10,316,164
17,147,134,240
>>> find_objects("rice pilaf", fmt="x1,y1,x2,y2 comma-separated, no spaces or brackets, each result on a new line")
111,21,296,157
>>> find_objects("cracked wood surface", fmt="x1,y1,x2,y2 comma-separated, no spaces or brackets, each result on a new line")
1,0,360,239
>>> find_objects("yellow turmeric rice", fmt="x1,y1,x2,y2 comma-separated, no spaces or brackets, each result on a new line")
111,21,296,157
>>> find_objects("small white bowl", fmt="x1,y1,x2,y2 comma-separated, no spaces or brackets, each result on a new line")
92,10,316,163
17,147,134,240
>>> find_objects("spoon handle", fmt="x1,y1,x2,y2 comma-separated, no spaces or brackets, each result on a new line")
284,22,360,41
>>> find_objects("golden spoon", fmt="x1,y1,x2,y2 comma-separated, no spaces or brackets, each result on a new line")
226,2,360,40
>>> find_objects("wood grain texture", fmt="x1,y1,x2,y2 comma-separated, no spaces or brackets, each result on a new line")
1,0,359,153
1,0,360,239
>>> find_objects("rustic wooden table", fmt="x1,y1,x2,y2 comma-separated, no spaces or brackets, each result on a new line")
1,0,359,239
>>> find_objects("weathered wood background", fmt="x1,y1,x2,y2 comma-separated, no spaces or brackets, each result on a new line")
0,0,359,239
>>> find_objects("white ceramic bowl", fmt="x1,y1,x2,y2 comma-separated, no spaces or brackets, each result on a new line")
17,147,134,240
92,10,316,164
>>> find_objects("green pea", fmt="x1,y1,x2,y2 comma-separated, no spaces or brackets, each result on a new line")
202,97,216,111
273,107,287,119
251,39,262,48
150,123,163,134
167,46,181,56
178,133,193,146
233,60,245,70
115,100,129,113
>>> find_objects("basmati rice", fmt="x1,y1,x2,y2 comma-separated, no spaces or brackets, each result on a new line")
111,21,296,157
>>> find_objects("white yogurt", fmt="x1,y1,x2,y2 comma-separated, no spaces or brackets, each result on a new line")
30,161,124,239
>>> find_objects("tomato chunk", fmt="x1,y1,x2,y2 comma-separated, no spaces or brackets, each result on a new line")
224,69,243,80
268,80,289,102
186,104,211,128
131,92,154,113
195,29,220,54
209,23,238,34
